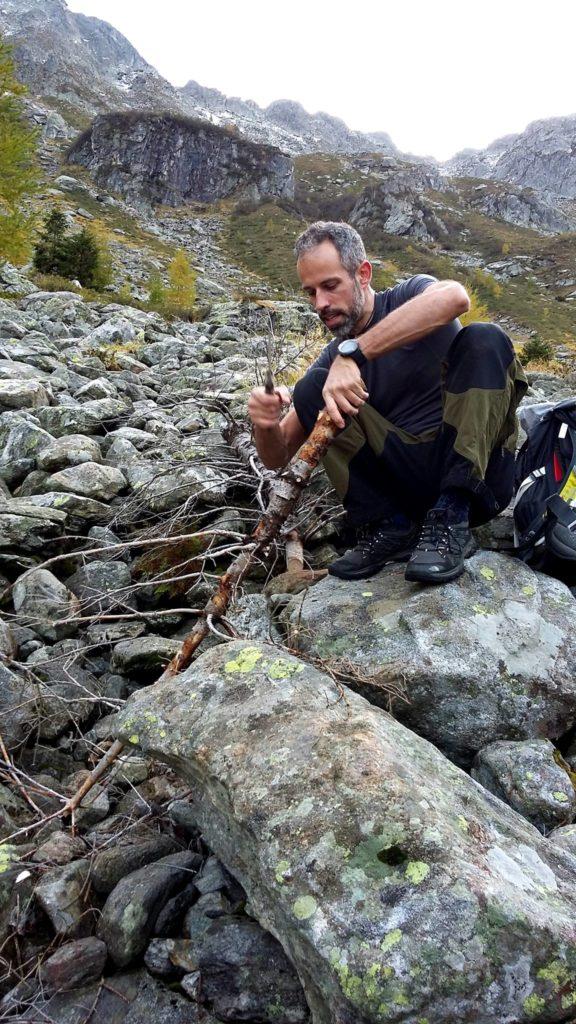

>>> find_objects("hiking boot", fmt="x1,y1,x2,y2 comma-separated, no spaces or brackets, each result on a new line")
404,508,476,584
328,518,420,581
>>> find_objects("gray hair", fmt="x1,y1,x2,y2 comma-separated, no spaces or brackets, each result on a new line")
294,221,366,277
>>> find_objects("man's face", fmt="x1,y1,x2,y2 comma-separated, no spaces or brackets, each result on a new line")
297,240,369,340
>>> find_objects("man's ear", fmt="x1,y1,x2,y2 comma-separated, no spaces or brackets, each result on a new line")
358,260,372,287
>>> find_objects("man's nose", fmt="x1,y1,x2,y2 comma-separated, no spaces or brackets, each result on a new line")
314,289,330,312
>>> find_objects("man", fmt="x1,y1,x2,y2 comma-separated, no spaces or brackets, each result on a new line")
248,221,528,584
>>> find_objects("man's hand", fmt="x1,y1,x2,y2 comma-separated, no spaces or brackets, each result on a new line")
322,356,369,429
248,385,291,429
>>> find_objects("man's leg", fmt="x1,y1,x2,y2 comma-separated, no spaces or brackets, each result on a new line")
406,322,528,583
293,368,422,578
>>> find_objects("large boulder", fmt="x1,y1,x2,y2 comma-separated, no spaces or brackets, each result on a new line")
114,640,576,1024
284,552,576,764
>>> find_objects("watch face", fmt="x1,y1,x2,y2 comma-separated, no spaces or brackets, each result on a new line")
338,339,357,356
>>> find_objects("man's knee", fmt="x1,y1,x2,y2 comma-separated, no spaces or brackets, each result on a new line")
445,322,515,390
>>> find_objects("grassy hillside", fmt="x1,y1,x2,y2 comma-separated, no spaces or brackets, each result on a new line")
220,155,576,351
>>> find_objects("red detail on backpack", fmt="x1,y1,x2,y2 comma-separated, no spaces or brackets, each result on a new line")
553,451,564,482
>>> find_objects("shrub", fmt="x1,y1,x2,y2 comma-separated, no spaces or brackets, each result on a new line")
519,335,553,366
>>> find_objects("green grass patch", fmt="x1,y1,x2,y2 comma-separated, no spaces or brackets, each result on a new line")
223,202,304,292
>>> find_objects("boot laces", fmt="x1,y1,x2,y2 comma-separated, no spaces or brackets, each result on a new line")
417,511,462,556
357,520,410,556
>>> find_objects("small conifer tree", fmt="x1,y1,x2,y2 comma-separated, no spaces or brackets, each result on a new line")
33,207,69,276
0,36,40,263
166,249,196,312
64,227,100,287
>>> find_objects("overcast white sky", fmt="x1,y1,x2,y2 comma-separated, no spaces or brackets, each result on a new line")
68,0,576,160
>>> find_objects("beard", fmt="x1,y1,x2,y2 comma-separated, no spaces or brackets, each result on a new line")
321,279,365,341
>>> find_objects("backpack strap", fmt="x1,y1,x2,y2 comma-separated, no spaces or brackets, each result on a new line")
547,494,576,528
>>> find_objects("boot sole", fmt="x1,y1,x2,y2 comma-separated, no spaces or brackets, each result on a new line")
404,539,477,585
328,548,415,581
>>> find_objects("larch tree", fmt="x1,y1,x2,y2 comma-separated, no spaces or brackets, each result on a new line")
0,35,40,264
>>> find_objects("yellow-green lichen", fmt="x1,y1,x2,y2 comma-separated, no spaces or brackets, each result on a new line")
553,792,569,803
536,959,572,989
405,861,430,884
381,928,402,952
523,993,546,1017
480,566,496,580
457,815,469,832
225,647,263,674
128,734,139,745
0,845,19,873
265,658,304,680
275,860,291,884
562,992,576,1009
293,895,317,920
522,585,536,596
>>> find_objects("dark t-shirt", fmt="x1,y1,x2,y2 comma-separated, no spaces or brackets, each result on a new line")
293,274,461,436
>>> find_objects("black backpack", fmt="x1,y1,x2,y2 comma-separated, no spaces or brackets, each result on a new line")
513,398,576,564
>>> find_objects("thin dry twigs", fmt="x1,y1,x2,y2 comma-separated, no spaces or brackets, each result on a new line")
57,410,339,820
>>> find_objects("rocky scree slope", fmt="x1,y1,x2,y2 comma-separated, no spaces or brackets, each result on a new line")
0,269,576,1021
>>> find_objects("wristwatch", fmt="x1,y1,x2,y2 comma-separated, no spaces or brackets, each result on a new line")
337,338,367,369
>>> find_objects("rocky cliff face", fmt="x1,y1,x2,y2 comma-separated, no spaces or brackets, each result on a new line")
349,160,447,243
0,0,183,120
444,116,576,199
67,112,294,207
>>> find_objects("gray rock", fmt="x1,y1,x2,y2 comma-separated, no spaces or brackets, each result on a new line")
66,559,133,615
180,916,310,1023
111,636,181,681
32,832,86,866
46,462,126,501
25,491,112,526
0,498,65,550
74,376,119,400
39,937,107,994
26,639,104,740
91,835,181,894
0,420,54,486
548,824,576,856
37,434,103,471
97,851,198,967
153,880,200,938
284,552,576,764
144,938,182,978
64,771,110,829
0,378,51,409
37,398,129,437
126,462,228,512
472,739,576,833
34,859,91,938
0,261,37,296
114,640,576,1024
83,316,138,346
0,662,38,751
13,568,79,641
2,967,213,1024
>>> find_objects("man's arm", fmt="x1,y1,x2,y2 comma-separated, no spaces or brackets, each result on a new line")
322,280,469,427
247,386,309,470
360,280,469,359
